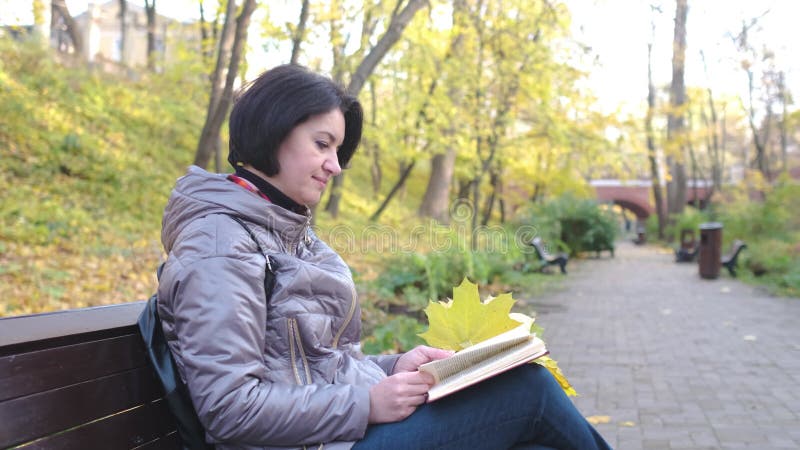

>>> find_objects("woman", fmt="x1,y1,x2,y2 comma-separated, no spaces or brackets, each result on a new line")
157,64,611,450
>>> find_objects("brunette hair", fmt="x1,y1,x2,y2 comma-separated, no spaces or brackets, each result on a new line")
227,64,363,175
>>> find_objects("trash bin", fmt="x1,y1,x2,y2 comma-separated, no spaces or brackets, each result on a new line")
698,222,722,279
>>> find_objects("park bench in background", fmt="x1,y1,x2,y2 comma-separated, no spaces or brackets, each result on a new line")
591,241,615,258
0,302,180,449
674,232,697,263
632,225,646,245
675,229,698,263
675,245,698,262
529,237,569,274
721,240,747,277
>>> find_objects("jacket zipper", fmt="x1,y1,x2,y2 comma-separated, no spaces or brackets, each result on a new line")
331,283,357,350
289,319,324,450
290,215,313,255
287,318,311,385
287,318,304,385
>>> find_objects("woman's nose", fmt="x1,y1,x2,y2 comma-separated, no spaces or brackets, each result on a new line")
323,155,342,175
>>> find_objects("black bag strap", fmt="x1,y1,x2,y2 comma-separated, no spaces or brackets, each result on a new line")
228,215,277,295
139,295,213,450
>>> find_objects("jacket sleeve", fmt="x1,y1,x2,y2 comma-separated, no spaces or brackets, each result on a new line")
366,354,402,375
164,237,370,445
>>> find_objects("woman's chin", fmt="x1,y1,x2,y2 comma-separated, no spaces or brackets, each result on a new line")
306,195,322,207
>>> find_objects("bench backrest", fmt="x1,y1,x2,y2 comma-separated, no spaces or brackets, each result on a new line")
530,237,554,261
0,302,179,449
723,240,747,262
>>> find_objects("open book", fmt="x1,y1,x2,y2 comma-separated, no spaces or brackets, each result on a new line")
418,324,548,402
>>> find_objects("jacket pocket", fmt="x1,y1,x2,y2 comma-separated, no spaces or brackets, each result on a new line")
287,317,312,385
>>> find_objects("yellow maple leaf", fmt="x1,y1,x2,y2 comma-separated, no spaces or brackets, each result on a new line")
418,278,521,350
534,355,577,396
418,278,577,397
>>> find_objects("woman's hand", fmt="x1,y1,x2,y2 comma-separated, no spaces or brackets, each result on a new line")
368,371,435,423
393,345,454,374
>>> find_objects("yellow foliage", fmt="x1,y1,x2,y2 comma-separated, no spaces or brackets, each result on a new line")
419,278,521,350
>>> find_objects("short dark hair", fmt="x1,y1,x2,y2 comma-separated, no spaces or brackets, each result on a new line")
227,64,363,175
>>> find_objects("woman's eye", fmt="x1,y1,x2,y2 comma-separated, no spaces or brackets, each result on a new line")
316,141,329,149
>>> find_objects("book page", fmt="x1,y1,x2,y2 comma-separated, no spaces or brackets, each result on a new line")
418,324,536,382
425,337,547,401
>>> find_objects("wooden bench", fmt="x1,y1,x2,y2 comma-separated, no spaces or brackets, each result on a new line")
0,302,181,449
529,237,569,274
721,240,747,277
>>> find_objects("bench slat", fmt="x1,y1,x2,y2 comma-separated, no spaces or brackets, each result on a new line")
0,301,145,348
0,332,148,402
21,400,177,450
134,432,181,450
0,366,163,448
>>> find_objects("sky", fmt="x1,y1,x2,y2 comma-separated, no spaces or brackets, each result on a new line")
566,0,799,115
2,0,797,117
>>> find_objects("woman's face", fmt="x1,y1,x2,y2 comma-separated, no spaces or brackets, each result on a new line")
265,108,345,206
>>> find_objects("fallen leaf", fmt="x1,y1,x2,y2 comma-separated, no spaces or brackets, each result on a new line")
619,421,636,427
586,415,611,425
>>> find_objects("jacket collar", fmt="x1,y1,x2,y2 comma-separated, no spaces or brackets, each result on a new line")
162,166,313,252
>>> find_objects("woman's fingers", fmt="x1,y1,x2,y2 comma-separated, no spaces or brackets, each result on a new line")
368,373,433,423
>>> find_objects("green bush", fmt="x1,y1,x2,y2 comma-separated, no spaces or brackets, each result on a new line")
742,239,795,277
714,181,800,296
517,195,617,256
361,315,425,354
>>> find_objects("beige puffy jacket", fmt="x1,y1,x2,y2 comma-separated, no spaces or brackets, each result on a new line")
157,166,400,449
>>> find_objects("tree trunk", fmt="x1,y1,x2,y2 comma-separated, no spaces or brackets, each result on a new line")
418,149,457,223
646,20,666,238
51,0,83,58
290,0,309,64
745,66,771,178
194,0,239,169
418,0,466,223
779,71,789,174
685,109,703,208
324,1,348,217
698,51,722,195
214,0,256,167
198,0,217,64
481,168,500,226
326,0,429,218
458,179,472,202
118,0,127,65
366,80,381,195
666,0,688,216
346,0,428,96
144,0,157,71
369,161,417,221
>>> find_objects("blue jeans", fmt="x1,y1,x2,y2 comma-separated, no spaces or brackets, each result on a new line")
352,364,611,450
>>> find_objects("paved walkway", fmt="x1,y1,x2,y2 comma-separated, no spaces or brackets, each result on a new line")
523,240,800,450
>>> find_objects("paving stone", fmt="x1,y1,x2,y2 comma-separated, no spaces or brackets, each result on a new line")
525,240,800,450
